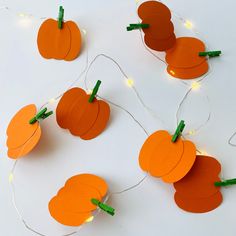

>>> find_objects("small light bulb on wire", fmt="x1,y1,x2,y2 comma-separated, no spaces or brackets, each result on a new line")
126,78,134,87
188,129,196,136
18,13,27,17
170,70,175,76
49,98,56,104
191,81,201,90
184,20,193,29
85,216,94,223
18,14,32,28
9,173,14,183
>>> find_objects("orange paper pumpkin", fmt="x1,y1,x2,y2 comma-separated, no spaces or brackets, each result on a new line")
174,156,222,213
56,87,110,140
139,130,196,183
138,1,176,51
49,174,108,226
6,104,42,159
165,37,209,79
37,19,82,61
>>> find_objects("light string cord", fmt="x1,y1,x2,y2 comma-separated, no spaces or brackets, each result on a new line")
135,0,212,136
228,132,236,147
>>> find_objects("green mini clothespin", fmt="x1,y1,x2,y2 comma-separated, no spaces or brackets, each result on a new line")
29,108,53,124
199,51,221,57
58,6,64,29
91,198,115,216
215,178,236,187
127,23,149,31
172,120,185,142
88,80,102,103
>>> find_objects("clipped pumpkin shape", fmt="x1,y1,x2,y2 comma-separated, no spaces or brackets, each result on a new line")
6,105,52,159
56,81,110,140
166,37,209,79
139,121,196,183
37,6,82,61
174,155,223,213
137,1,176,51
49,174,114,226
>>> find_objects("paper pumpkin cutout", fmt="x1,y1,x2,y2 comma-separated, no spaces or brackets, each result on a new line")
138,1,176,51
56,87,110,140
49,174,108,226
37,19,82,61
6,104,41,159
174,155,223,213
166,37,209,79
139,130,196,183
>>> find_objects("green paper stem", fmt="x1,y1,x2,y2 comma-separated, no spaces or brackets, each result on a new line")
91,198,115,216
126,23,149,31
89,80,102,103
29,108,53,124
199,51,221,57
215,178,236,187
172,120,185,142
58,6,64,29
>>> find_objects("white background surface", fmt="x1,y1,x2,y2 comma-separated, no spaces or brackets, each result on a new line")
1,0,236,235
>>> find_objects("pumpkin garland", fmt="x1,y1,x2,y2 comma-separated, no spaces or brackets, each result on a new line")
37,6,82,61
5,2,235,235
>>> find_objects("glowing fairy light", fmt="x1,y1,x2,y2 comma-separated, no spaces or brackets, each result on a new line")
85,216,94,223
191,81,201,90
126,78,134,87
49,98,56,104
9,173,14,183
184,20,193,29
18,14,32,28
188,130,196,136
170,70,175,75
18,13,27,17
